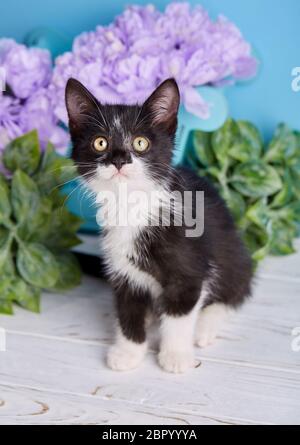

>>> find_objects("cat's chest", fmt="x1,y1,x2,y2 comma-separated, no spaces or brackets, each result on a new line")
101,226,141,272
101,226,162,298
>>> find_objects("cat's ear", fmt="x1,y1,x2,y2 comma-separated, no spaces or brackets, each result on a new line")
142,79,180,134
65,78,100,135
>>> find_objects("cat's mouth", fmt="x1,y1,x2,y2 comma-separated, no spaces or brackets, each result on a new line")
96,164,130,181
112,169,128,179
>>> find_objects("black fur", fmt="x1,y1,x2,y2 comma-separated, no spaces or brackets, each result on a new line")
66,78,253,346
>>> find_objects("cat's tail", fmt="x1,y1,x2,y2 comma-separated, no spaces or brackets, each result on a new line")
73,251,106,278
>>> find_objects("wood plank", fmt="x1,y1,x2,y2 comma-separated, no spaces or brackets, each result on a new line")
0,333,299,425
1,274,299,372
0,384,256,425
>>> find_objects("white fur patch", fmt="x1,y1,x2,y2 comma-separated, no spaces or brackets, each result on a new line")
107,327,147,371
112,116,122,130
88,157,171,297
195,303,230,348
158,303,199,373
101,226,162,297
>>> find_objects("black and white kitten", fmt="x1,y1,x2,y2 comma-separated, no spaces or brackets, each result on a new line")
65,78,253,373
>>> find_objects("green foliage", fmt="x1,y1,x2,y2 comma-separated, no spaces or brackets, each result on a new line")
189,120,300,264
0,130,82,314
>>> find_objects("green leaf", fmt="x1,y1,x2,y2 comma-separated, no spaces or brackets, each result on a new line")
269,220,296,255
231,161,282,198
211,119,240,166
0,275,14,314
44,208,82,249
228,142,253,163
0,299,13,315
3,130,40,175
236,121,263,155
9,278,41,313
17,242,59,289
0,227,11,270
193,131,215,167
270,169,293,208
51,251,81,291
0,173,11,224
2,251,16,277
206,166,223,182
48,189,66,210
289,159,300,199
228,121,263,163
273,205,298,225
35,143,78,192
252,243,271,262
246,200,270,228
21,196,53,243
264,124,298,163
242,224,271,261
242,229,260,257
221,187,246,221
11,170,40,224
290,200,300,219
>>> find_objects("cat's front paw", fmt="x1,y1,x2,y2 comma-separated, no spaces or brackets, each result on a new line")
158,349,194,373
107,345,145,371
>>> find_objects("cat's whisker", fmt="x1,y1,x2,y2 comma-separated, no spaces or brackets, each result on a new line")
57,180,85,217
49,170,95,193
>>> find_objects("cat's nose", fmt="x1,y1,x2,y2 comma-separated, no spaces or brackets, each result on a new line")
111,159,126,170
111,158,131,170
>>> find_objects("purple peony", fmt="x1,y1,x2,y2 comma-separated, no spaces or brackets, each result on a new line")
50,2,257,124
0,39,69,164
0,95,23,149
1,39,52,99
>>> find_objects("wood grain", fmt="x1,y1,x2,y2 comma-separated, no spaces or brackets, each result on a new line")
0,332,299,424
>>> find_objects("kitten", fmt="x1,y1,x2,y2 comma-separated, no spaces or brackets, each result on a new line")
65,78,253,373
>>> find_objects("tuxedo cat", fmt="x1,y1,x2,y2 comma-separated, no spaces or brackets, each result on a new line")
65,78,252,373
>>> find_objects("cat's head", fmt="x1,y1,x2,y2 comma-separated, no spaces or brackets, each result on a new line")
65,78,180,192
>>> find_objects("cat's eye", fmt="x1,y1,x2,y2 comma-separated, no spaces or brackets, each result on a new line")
93,136,108,152
133,136,150,153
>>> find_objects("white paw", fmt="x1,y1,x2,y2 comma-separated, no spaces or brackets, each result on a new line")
195,326,218,348
195,303,230,348
107,345,145,371
158,350,195,373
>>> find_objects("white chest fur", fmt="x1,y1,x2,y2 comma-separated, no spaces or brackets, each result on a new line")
100,226,162,298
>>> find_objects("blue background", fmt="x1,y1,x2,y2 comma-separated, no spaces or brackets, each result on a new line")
1,0,299,139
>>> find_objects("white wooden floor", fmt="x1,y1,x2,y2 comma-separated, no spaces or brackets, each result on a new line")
0,238,299,425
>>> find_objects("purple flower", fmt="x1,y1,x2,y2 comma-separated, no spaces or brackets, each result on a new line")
0,40,69,167
50,2,257,123
0,94,23,150
1,39,52,99
19,88,69,154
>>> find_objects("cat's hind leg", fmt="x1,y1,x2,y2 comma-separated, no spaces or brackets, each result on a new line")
195,303,231,348
158,284,200,373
